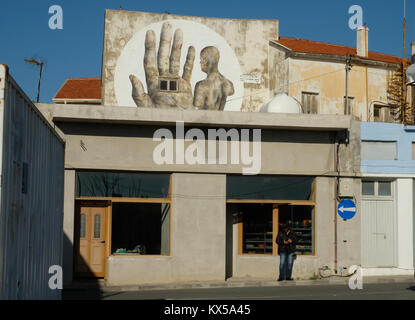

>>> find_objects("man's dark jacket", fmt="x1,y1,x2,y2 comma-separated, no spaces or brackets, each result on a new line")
276,230,298,254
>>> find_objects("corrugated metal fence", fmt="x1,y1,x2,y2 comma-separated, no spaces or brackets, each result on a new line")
0,64,65,299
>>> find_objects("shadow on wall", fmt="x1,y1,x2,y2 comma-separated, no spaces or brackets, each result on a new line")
61,233,121,300
55,122,337,145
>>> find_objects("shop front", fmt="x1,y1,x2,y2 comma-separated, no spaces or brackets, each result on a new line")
37,103,361,286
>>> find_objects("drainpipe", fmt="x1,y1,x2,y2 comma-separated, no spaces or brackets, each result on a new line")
345,55,351,115
334,135,339,274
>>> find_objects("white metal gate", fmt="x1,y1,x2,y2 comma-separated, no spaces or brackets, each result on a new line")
361,199,395,267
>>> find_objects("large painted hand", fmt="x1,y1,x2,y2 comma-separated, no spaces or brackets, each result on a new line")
129,22,195,109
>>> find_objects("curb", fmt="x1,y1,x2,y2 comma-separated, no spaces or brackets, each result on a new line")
64,276,414,293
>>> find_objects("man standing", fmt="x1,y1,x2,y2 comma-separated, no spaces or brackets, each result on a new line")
276,223,298,281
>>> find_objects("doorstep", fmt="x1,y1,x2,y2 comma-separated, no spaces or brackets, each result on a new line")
64,275,414,293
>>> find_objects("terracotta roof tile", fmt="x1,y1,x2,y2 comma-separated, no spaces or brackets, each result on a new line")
276,37,405,65
54,77,101,100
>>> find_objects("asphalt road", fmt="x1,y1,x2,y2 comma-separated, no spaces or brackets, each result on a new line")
63,281,415,300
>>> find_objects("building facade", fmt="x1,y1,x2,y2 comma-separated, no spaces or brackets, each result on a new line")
271,27,408,122
360,122,415,276
37,102,361,285
42,9,415,285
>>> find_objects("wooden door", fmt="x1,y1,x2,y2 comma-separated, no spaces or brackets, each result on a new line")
75,203,108,278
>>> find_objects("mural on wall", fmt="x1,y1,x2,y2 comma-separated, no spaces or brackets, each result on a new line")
114,20,243,111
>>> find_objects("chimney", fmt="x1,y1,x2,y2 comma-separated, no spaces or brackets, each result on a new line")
356,26,369,57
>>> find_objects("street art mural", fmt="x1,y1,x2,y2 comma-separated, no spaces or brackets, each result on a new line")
114,20,243,111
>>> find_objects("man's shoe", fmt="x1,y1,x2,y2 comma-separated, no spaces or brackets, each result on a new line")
277,278,284,282
286,278,294,281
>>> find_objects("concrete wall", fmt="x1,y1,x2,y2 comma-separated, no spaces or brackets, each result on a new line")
269,43,289,96
54,122,339,176
62,170,75,285
36,103,360,177
102,10,278,111
106,173,226,285
336,178,361,270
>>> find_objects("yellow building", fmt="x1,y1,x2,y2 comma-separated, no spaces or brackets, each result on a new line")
271,27,408,123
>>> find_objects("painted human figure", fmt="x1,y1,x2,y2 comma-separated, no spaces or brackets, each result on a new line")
193,46,234,111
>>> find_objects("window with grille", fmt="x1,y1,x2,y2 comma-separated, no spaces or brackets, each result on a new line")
301,92,319,114
159,78,179,92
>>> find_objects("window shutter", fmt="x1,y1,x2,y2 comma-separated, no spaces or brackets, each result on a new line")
312,95,317,114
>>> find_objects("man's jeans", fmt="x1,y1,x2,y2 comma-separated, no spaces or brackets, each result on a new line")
279,252,295,280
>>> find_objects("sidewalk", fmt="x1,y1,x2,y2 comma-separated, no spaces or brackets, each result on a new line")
64,275,415,293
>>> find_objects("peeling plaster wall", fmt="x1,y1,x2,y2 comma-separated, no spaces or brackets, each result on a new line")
102,10,278,111
269,43,289,96
287,58,395,120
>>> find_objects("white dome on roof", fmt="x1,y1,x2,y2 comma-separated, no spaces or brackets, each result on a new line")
260,93,302,114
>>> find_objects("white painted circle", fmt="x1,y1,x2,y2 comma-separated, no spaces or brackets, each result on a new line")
114,19,244,111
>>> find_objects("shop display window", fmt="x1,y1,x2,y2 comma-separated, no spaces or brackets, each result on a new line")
111,202,170,255
239,204,273,254
227,175,316,256
278,205,315,256
76,171,170,198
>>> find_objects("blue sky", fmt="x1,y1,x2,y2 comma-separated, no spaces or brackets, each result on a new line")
0,0,413,103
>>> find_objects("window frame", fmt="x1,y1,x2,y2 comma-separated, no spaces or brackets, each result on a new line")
301,91,319,114
361,179,394,200
75,175,173,258
373,104,393,123
344,96,355,115
228,180,317,257
159,77,180,92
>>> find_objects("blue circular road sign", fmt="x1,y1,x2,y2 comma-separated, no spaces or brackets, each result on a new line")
337,199,356,220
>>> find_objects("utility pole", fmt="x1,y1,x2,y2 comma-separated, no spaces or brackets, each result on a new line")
24,58,44,103
345,55,352,115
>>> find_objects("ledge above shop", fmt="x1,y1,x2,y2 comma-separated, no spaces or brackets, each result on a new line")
35,103,353,131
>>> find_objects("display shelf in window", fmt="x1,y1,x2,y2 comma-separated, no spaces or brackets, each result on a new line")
293,227,313,255
243,232,273,254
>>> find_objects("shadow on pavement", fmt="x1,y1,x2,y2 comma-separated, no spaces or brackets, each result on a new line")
62,287,123,300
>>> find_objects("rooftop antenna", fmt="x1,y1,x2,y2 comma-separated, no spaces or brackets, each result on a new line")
24,58,44,103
